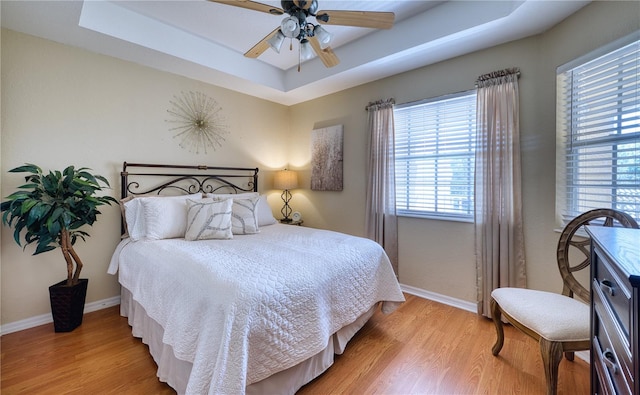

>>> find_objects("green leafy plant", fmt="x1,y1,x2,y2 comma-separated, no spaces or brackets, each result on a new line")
1,164,117,286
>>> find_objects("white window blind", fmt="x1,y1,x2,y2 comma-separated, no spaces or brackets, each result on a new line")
394,91,477,221
556,36,640,226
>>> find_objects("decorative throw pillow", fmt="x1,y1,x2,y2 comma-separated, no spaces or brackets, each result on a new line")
211,196,261,234
185,198,233,240
209,194,275,229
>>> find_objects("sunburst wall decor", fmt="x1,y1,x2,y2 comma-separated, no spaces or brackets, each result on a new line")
166,91,229,154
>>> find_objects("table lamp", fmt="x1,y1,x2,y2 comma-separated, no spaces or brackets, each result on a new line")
274,169,298,222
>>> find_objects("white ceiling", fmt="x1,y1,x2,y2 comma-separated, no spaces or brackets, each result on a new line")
1,0,590,105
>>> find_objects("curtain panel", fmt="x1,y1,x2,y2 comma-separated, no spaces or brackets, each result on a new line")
365,99,399,275
474,69,526,317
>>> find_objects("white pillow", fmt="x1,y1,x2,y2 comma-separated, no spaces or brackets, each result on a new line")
211,195,260,234
123,193,202,241
185,198,233,240
123,198,148,241
119,195,135,239
257,195,277,226
141,198,190,240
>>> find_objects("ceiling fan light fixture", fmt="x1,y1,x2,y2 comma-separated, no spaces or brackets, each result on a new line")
313,25,332,49
268,30,285,53
281,16,301,38
213,0,395,69
299,39,314,61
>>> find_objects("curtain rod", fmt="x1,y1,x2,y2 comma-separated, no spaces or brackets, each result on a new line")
365,67,521,111
365,98,395,111
475,67,520,87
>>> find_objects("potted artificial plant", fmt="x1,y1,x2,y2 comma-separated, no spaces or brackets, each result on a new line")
1,164,116,332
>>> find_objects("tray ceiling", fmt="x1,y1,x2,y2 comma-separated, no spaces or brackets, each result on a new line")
1,1,590,105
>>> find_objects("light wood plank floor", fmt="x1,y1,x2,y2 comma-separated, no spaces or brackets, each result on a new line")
1,294,590,394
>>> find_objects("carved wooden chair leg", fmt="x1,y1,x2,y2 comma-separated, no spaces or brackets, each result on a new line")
540,337,563,395
564,351,575,361
490,297,504,356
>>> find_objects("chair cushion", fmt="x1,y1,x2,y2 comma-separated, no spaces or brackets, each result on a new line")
491,287,590,342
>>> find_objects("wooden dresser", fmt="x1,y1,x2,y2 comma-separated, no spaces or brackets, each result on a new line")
588,226,640,395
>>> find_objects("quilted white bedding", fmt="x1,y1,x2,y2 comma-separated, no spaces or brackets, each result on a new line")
108,223,404,394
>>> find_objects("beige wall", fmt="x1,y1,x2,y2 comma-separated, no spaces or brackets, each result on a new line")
1,1,639,327
287,1,639,301
1,29,290,324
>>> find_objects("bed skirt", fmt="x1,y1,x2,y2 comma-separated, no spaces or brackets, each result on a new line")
120,287,376,394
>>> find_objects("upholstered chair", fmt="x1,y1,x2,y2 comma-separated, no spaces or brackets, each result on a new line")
490,208,639,395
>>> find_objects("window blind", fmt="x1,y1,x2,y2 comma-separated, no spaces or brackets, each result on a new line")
394,91,477,221
557,37,640,225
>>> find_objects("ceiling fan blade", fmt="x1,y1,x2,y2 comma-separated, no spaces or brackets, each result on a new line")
316,10,394,29
207,0,284,15
244,27,280,58
308,36,340,68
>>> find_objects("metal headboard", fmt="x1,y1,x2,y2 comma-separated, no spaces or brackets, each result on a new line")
120,162,259,199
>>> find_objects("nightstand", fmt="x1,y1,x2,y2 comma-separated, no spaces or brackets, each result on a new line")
280,219,303,226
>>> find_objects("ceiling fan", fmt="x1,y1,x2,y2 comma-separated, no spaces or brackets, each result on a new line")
208,0,395,70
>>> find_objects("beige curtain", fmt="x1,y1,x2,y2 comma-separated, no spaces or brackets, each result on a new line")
365,99,398,275
474,69,526,317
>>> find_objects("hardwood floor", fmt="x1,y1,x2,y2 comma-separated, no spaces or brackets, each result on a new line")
1,294,590,394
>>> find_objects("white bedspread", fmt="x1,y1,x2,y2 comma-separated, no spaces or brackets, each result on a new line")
108,224,404,394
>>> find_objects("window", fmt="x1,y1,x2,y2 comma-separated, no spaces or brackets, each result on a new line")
556,34,640,226
394,91,477,221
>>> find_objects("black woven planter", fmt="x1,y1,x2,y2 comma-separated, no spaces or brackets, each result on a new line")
48,278,88,332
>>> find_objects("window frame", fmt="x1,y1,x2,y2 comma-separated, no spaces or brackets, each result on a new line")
556,32,640,227
394,90,477,222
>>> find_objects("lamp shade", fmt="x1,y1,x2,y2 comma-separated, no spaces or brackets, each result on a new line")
300,40,314,61
274,169,298,190
268,30,285,53
314,25,332,49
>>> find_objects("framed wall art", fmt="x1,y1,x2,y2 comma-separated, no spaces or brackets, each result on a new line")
311,125,343,191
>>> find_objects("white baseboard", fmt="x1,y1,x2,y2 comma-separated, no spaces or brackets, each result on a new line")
575,350,590,363
1,296,121,336
400,283,477,313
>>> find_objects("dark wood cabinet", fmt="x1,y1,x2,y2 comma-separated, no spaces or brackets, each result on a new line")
588,226,640,395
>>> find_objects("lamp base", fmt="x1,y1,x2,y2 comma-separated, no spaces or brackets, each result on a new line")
280,218,293,223
280,189,293,222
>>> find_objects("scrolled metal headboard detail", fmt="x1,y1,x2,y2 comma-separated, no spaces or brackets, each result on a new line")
120,162,259,199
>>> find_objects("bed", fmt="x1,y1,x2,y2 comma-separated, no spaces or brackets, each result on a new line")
108,162,405,394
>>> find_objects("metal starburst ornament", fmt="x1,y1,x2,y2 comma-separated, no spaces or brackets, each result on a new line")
166,91,228,154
